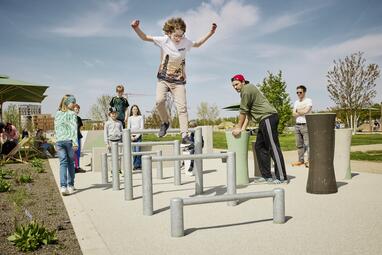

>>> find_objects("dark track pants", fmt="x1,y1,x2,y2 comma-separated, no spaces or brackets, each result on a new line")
255,114,287,181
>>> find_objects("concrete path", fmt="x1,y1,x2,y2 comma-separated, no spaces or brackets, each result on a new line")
49,145,382,255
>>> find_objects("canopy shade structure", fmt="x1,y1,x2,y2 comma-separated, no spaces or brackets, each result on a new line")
223,104,240,111
0,74,49,121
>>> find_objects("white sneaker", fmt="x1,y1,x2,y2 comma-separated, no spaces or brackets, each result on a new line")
60,187,68,196
67,186,75,194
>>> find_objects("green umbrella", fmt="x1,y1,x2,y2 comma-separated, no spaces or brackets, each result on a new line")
222,104,240,111
0,74,48,121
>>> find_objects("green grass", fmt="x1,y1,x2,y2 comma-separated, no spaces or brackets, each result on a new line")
350,150,382,162
213,132,382,151
142,133,181,142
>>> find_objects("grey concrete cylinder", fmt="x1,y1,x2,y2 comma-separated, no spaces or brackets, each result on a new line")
142,155,153,216
306,113,338,194
251,141,262,177
226,151,237,206
101,152,108,184
123,129,133,200
111,142,120,191
170,198,184,237
273,188,285,224
156,150,163,179
174,140,181,186
334,128,352,180
194,127,204,195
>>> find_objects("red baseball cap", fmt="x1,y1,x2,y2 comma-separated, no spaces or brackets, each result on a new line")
231,74,249,84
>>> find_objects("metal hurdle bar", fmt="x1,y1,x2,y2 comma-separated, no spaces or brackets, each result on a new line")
141,152,236,216
122,127,203,201
101,148,163,187
170,188,286,237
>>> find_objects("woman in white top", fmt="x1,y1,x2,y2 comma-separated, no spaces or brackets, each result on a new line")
127,105,144,170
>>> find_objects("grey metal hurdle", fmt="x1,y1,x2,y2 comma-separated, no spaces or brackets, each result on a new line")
170,188,286,237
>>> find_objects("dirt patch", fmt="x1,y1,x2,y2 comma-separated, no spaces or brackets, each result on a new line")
0,161,82,255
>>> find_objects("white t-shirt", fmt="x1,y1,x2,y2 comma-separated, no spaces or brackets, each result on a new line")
127,115,144,138
293,98,313,124
152,35,193,85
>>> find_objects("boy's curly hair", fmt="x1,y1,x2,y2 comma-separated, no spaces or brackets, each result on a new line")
163,17,186,35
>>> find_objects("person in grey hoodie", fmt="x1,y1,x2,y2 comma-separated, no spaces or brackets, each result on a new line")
104,107,123,151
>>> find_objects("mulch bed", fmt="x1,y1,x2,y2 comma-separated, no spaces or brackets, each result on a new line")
0,161,82,255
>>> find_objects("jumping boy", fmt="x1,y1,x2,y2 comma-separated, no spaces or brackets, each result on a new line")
131,17,217,144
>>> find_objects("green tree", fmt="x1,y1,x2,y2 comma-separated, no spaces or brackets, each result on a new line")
258,71,292,133
197,102,220,125
4,104,21,130
89,95,113,121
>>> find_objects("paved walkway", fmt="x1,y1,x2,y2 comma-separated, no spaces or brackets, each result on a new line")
49,145,382,255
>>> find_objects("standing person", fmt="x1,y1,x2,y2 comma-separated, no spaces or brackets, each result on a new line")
127,105,144,170
55,95,78,196
131,17,217,144
104,107,123,151
73,104,85,173
291,85,312,168
230,74,288,184
110,85,129,128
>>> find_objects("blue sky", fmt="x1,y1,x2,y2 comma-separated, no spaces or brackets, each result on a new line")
1,0,381,119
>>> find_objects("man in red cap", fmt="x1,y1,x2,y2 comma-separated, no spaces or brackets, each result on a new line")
231,74,288,184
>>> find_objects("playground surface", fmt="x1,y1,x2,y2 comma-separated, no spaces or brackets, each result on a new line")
48,144,382,255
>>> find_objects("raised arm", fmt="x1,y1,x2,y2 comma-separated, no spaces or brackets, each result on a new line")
193,23,217,48
131,20,154,42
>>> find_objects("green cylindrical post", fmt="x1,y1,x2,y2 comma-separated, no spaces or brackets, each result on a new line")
225,131,249,185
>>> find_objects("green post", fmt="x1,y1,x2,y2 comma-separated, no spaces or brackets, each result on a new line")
225,131,249,185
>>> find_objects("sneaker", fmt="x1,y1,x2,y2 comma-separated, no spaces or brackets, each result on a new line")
181,135,193,145
67,186,75,194
158,122,170,137
60,187,68,196
272,179,289,185
305,161,309,168
75,168,86,173
254,177,273,184
186,167,194,176
291,161,305,167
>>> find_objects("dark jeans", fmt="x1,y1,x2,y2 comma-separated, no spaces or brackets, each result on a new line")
255,114,287,181
133,136,142,168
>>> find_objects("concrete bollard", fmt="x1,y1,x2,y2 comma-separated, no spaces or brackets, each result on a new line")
156,150,163,179
101,152,108,184
273,188,285,224
194,127,203,195
174,140,181,186
170,198,184,238
142,155,153,216
334,128,352,180
123,129,133,200
111,142,120,191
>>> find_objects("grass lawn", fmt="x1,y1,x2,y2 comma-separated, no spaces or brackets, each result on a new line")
213,132,382,151
350,150,382,162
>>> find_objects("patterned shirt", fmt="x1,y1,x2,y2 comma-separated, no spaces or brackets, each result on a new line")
54,110,78,146
110,96,129,122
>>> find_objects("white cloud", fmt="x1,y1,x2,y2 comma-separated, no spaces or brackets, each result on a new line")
51,0,129,37
160,0,259,42
258,13,301,35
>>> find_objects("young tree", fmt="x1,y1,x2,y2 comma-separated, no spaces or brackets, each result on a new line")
4,104,21,130
327,52,380,133
197,102,220,125
258,71,292,133
89,95,113,121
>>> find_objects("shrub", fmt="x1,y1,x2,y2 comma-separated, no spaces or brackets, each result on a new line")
0,178,11,192
18,174,33,184
30,158,45,173
0,168,13,179
8,221,58,252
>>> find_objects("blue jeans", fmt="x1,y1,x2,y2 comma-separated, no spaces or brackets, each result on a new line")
57,140,75,187
133,136,142,169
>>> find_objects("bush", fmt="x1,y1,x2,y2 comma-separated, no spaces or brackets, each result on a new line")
0,178,11,192
8,221,58,252
30,158,45,173
0,168,13,179
18,173,33,184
